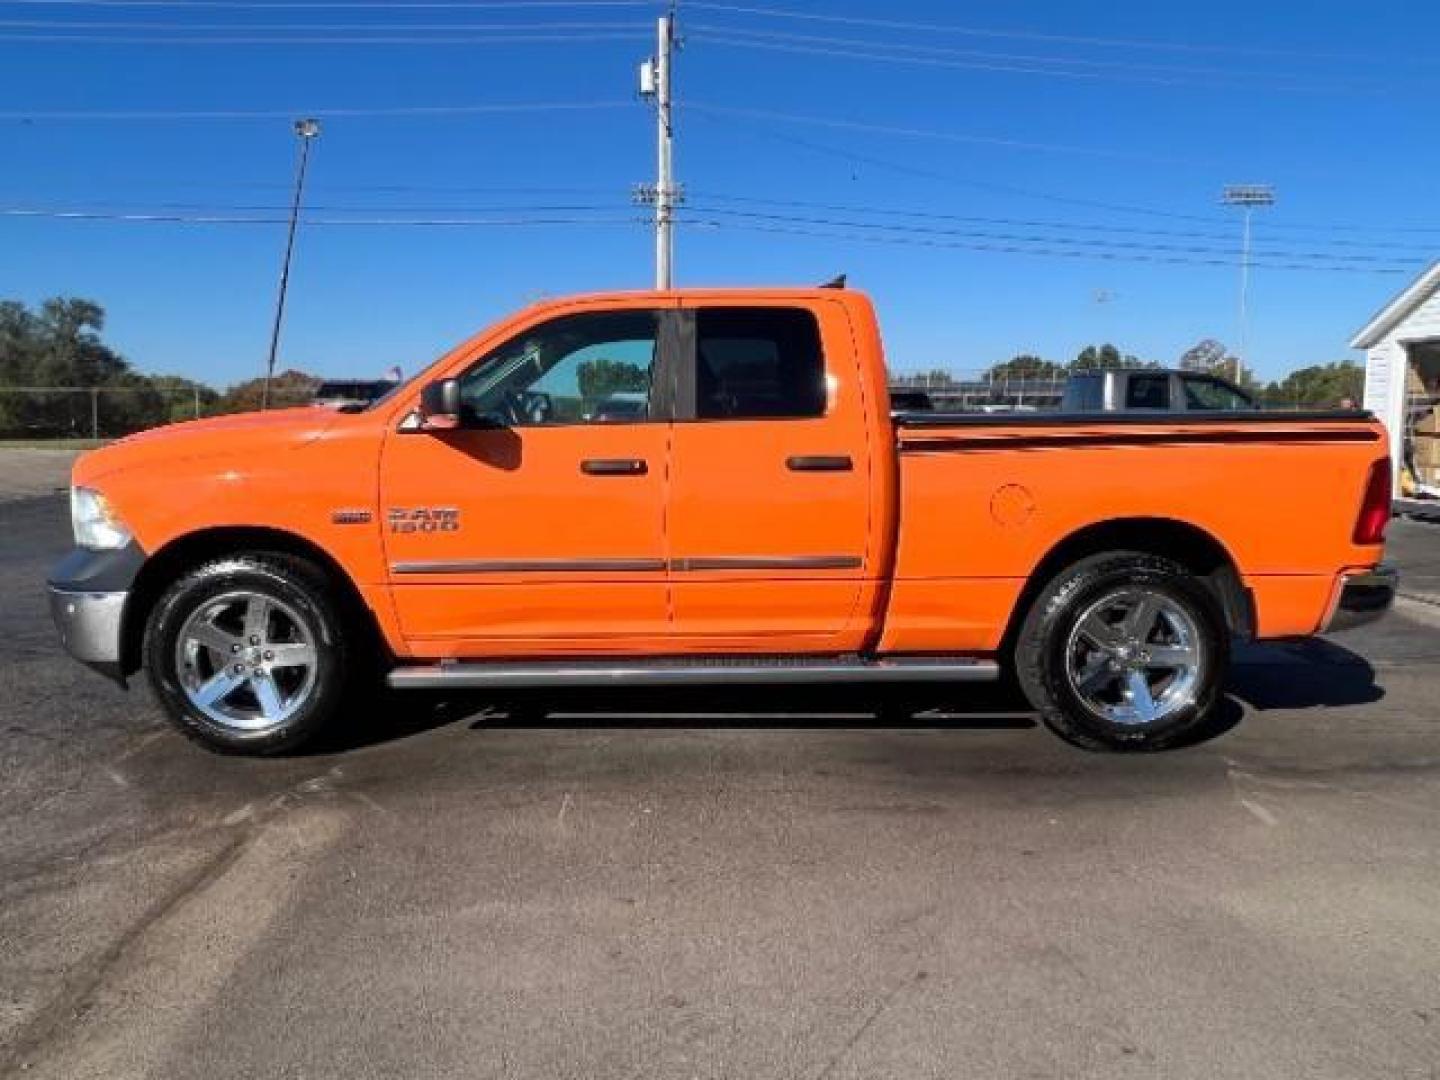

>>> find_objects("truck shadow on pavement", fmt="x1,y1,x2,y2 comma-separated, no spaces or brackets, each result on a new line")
309,637,1382,756
1226,638,1385,711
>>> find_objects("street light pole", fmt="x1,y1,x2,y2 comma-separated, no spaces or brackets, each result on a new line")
262,118,321,410
1220,184,1275,388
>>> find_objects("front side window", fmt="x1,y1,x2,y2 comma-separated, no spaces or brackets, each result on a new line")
1125,374,1171,410
694,307,826,420
460,310,659,426
1182,374,1253,411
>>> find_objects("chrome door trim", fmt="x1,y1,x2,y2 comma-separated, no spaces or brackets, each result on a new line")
669,555,863,572
392,558,667,575
392,555,863,575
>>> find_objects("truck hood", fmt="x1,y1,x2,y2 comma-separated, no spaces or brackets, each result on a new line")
73,407,344,487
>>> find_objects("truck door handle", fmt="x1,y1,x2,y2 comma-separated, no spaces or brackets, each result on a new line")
787,455,853,472
581,458,648,476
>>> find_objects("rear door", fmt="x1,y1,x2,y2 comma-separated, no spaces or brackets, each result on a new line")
665,300,875,649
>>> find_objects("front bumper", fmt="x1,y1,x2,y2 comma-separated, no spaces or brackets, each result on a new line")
48,587,127,680
1323,565,1398,633
48,541,144,685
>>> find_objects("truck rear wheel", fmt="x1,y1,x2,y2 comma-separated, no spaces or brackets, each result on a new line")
143,553,349,755
1013,552,1228,752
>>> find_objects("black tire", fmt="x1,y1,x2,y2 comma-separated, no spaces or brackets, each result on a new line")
1013,551,1228,752
143,553,350,755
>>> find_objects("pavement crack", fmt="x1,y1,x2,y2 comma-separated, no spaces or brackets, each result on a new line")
0,827,254,1077
812,977,910,1080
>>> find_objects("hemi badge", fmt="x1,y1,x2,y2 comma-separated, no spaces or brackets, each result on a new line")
331,509,373,525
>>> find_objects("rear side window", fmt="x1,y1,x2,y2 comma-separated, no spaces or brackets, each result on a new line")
694,307,826,420
1125,374,1171,410
1182,374,1253,411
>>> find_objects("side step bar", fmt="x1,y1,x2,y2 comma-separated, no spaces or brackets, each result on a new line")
386,656,1001,690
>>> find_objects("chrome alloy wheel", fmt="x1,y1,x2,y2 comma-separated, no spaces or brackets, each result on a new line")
174,590,319,731
1064,588,1204,727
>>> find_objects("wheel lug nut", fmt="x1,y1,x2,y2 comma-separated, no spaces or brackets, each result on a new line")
263,651,274,661
248,635,260,645
231,643,241,653
232,664,244,674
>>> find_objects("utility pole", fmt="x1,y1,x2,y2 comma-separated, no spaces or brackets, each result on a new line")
1220,184,1275,388
262,118,321,410
636,9,678,289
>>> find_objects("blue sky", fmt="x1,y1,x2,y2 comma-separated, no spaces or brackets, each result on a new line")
2,0,1437,387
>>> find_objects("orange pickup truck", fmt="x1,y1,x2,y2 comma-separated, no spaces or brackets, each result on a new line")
49,286,1397,755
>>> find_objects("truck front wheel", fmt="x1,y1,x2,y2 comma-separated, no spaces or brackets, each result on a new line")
1013,552,1228,752
143,553,349,755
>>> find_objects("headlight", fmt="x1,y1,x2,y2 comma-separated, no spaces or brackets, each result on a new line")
71,487,132,551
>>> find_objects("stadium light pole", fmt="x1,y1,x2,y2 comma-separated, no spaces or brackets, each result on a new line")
1220,184,1275,388
262,118,321,410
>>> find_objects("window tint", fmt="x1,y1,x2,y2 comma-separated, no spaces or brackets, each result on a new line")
1125,374,1171,410
694,307,826,420
460,310,658,426
1182,375,1253,411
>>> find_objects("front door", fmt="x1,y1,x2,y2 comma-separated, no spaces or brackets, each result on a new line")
381,306,672,655
665,301,875,649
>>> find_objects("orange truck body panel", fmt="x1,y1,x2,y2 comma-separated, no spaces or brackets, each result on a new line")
71,288,1389,664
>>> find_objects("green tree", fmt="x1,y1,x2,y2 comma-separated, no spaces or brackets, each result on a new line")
1258,360,1364,410
220,370,321,413
1179,338,1231,373
147,374,223,423
986,354,1066,380
576,357,648,401
1073,344,1123,370
0,296,173,436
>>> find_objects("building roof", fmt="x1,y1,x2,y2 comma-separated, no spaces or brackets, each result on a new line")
1350,260,1440,349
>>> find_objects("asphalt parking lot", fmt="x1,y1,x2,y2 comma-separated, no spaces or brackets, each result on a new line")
3,491,1440,1079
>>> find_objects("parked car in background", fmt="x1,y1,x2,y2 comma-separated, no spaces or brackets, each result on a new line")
585,391,649,423
1062,368,1256,413
311,379,397,410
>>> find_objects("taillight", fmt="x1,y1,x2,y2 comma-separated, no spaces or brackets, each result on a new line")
1353,458,1392,545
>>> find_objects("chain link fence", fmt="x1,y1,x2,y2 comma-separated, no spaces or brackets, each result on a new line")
0,386,315,440
2,370,1340,440
888,372,1067,412
888,371,1340,412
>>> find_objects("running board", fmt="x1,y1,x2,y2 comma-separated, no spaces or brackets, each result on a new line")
385,656,1001,690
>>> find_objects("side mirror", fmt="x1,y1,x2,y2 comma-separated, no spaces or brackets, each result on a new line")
418,378,462,430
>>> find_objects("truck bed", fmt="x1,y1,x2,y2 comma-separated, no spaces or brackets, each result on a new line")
878,408,1387,653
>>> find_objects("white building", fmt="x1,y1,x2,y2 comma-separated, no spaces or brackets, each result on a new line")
1352,261,1440,482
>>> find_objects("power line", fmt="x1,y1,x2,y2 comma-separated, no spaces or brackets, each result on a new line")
687,105,1225,224
0,204,1415,273
0,101,635,119
687,24,1367,86
687,191,1440,252
682,1,1390,63
692,104,1440,237
7,198,628,211
3,0,656,8
0,207,648,225
682,204,1424,267
0,29,649,42
0,18,647,29
686,30,1385,94
676,216,1415,275
685,102,1188,164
